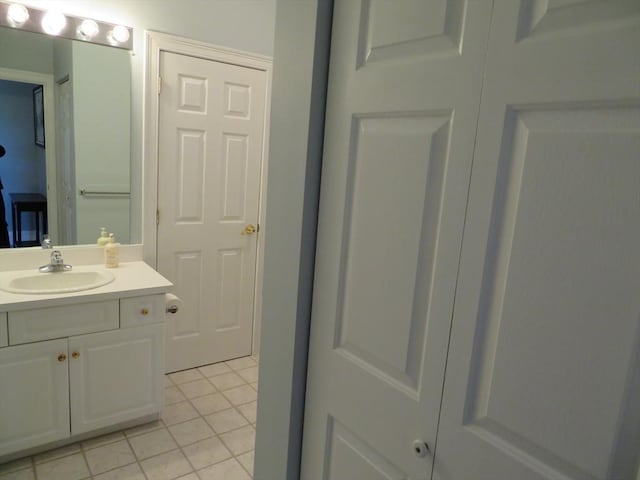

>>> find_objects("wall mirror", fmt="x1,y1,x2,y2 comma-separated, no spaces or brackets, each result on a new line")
0,23,131,248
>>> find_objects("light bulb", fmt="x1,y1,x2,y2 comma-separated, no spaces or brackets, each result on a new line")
108,25,130,45
7,4,29,27
77,19,99,39
41,10,67,35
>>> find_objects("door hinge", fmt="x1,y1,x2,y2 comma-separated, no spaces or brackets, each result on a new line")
158,76,162,95
256,223,260,233
156,209,160,226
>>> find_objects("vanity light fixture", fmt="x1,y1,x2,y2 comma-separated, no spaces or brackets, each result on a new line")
108,24,129,45
0,1,133,50
77,19,99,40
41,10,66,35
6,2,27,27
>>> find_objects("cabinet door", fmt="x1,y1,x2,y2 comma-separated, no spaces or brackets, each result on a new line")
0,339,70,456
0,313,7,347
68,324,164,435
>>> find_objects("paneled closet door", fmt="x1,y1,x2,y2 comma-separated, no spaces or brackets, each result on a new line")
435,1,640,479
300,2,492,478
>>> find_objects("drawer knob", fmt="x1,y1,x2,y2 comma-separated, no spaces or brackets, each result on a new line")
72,351,80,359
141,308,149,316
58,353,67,362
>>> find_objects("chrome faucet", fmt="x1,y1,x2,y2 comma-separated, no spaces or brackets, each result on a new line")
39,250,73,273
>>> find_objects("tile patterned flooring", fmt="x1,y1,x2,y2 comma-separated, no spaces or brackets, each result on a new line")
0,356,259,480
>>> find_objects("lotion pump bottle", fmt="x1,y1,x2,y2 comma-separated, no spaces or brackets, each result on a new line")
97,227,109,246
104,233,119,268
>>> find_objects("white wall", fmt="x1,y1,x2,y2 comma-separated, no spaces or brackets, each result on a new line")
0,27,53,73
10,0,276,243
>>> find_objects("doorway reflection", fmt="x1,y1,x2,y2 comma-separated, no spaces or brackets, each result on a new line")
0,79,47,248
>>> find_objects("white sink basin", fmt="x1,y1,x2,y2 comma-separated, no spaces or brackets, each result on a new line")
0,270,115,294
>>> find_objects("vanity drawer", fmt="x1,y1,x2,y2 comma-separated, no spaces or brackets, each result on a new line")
120,295,165,328
0,313,7,347
8,300,119,345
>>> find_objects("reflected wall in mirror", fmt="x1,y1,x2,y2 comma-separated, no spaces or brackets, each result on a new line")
0,25,131,248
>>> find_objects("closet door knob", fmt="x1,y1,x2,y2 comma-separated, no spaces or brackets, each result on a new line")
141,308,149,315
72,351,80,359
412,440,429,458
58,353,67,362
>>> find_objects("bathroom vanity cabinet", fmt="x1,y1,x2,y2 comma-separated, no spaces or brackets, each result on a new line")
0,261,172,461
0,313,6,347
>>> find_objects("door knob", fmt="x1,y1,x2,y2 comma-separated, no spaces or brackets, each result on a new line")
241,224,257,235
412,439,429,458
58,353,67,362
72,351,80,359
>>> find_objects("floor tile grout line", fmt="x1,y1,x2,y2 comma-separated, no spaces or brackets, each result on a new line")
121,430,150,480
81,436,143,480
78,442,91,479
159,421,198,479
235,405,256,427
236,451,254,479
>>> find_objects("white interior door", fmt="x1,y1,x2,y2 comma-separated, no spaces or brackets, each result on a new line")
435,2,640,479
301,2,492,478
157,51,266,373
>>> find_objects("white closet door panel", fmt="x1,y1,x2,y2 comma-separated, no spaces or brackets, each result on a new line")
435,1,640,479
301,1,493,478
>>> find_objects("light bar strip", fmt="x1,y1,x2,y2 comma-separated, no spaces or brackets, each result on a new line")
0,1,133,50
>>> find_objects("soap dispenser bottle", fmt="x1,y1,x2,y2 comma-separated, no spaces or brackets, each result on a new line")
97,227,109,246
104,233,120,268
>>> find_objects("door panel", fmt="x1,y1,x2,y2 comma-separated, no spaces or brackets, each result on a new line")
435,1,640,479
337,114,450,392
158,51,266,372
326,419,407,480
301,1,493,478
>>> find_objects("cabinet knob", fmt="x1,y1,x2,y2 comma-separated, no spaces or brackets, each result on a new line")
58,353,67,362
141,308,149,316
72,351,80,359
412,439,429,458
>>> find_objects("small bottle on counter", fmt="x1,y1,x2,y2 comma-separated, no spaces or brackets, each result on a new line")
104,233,120,268
97,227,110,246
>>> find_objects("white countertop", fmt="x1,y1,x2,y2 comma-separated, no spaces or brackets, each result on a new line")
0,261,173,311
